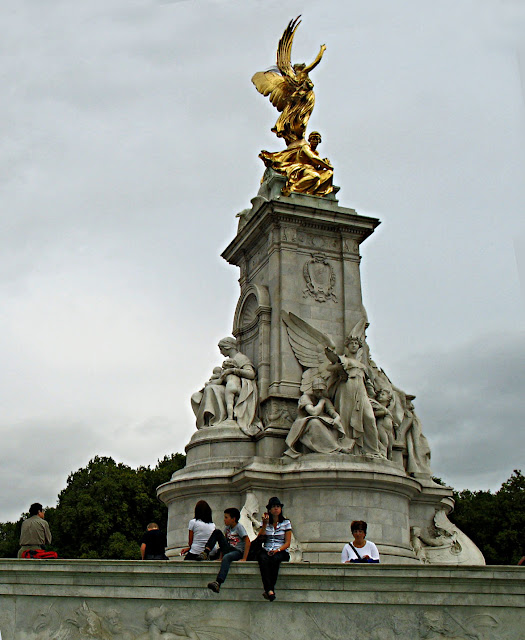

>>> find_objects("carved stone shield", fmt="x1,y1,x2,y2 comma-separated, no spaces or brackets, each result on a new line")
303,253,337,303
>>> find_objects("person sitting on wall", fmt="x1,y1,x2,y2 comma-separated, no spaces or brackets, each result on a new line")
180,500,216,560
200,507,251,593
341,520,380,563
256,497,292,601
140,522,168,560
18,502,52,558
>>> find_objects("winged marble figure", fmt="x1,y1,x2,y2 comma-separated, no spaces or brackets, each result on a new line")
282,311,382,455
252,16,326,146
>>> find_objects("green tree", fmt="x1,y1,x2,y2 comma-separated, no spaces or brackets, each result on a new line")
0,519,23,558
46,453,185,559
450,469,524,565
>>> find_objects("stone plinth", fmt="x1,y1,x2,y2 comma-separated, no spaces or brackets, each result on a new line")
159,171,485,569
185,424,256,466
158,454,453,563
0,560,522,639
222,172,380,436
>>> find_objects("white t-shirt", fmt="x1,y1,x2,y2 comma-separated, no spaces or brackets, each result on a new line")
341,540,380,563
188,519,216,554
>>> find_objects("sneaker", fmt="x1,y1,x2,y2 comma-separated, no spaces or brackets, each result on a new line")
198,550,209,561
207,581,220,593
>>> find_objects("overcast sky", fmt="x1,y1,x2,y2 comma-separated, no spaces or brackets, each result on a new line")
1,0,524,522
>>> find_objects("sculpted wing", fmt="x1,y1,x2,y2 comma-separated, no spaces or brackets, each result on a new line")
276,16,301,80
251,69,292,112
282,311,335,392
251,16,301,112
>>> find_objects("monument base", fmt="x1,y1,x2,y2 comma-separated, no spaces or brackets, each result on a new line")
158,443,472,564
0,560,522,639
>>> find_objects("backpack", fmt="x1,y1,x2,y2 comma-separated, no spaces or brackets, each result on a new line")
21,549,58,559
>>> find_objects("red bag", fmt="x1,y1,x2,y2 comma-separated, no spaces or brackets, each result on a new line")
21,549,58,559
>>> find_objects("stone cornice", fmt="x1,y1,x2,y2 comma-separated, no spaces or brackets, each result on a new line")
222,199,380,267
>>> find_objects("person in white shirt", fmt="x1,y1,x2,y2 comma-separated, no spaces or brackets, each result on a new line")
341,520,380,563
181,500,216,560
256,497,292,601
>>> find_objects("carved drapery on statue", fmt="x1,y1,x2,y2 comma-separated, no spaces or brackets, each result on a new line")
281,310,433,474
190,337,262,436
252,16,325,145
259,133,333,197
252,17,334,197
284,378,354,458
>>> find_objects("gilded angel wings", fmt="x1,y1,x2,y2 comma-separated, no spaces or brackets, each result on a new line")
252,16,326,146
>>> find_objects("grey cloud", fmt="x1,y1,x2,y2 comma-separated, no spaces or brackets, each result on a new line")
389,333,525,491
0,0,523,521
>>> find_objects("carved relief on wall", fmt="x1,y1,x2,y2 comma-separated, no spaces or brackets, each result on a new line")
296,231,338,250
302,606,506,640
260,397,296,429
16,601,260,640
411,508,485,566
281,226,297,243
343,238,359,254
303,253,337,303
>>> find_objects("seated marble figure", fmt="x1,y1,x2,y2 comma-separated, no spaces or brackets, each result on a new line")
191,337,261,435
283,377,354,458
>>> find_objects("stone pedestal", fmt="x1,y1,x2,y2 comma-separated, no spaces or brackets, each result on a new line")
222,172,380,441
158,171,484,567
158,447,454,562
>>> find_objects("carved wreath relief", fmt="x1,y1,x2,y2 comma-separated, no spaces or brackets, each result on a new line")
303,253,337,303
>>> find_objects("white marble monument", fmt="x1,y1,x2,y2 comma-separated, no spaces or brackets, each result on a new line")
157,172,483,565
157,16,483,566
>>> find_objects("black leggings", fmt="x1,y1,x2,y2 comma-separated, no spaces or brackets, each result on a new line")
257,549,290,593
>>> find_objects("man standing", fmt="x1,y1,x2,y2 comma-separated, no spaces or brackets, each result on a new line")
18,503,52,558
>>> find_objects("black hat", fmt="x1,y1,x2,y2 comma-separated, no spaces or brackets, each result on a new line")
266,496,284,510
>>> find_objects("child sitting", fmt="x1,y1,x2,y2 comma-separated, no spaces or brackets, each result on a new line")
200,507,250,593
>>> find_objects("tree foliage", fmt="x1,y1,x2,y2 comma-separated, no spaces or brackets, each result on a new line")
449,469,525,565
0,453,185,559
2,459,522,563
0,519,23,558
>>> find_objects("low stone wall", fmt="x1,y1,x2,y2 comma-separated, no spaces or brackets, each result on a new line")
0,560,522,639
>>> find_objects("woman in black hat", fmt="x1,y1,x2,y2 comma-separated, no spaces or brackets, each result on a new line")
256,496,292,601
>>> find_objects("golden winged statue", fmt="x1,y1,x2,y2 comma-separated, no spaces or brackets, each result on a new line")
252,16,326,146
252,17,334,197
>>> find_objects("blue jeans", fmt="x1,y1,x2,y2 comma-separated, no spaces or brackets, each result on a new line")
205,529,243,584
